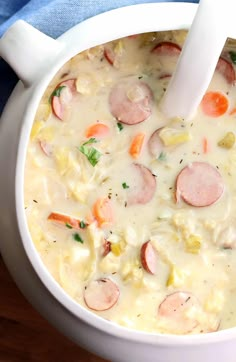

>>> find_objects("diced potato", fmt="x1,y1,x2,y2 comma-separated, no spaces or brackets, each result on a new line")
159,127,191,146
185,234,202,254
55,147,70,175
218,132,235,149
166,265,187,287
76,73,96,95
111,240,126,256
86,45,104,60
172,212,196,237
68,180,89,203
55,147,79,175
204,289,225,313
124,226,139,246
106,233,121,244
87,222,104,248
30,121,44,140
64,244,90,265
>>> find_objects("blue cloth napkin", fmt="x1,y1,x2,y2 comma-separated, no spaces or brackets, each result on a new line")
0,0,199,114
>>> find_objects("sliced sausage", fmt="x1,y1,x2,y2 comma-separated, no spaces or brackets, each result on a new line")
176,162,224,207
148,128,164,157
152,41,181,56
216,57,236,85
51,79,76,121
103,240,111,257
84,278,119,311
109,79,153,125
104,46,115,65
128,163,156,205
159,73,172,80
158,292,199,334
140,241,157,274
39,140,53,157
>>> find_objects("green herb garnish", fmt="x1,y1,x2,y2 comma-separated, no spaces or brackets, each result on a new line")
83,147,101,166
79,220,87,229
79,138,101,167
65,222,73,229
158,151,167,161
82,138,98,146
229,51,236,64
73,233,84,243
122,182,130,189
49,85,66,103
117,122,124,131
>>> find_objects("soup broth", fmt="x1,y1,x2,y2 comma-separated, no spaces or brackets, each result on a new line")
25,30,236,334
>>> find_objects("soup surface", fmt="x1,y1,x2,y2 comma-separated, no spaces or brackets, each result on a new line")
25,30,236,334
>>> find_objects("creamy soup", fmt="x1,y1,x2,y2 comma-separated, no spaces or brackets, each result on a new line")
24,30,236,335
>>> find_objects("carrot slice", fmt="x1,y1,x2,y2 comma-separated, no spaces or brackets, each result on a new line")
129,132,145,159
201,91,229,117
48,212,84,229
202,137,209,154
85,123,110,138
93,198,113,227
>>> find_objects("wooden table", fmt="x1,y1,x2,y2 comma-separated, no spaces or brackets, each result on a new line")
0,255,109,362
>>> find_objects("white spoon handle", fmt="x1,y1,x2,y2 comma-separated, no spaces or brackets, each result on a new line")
161,0,233,121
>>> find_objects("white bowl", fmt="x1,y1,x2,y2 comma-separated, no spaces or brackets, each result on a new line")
1,3,236,361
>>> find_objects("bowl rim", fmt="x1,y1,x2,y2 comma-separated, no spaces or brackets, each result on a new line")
15,1,236,346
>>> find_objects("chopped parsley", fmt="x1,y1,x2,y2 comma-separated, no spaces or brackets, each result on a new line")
158,151,167,161
122,182,130,189
117,122,124,131
79,220,87,229
65,222,72,229
73,233,84,243
49,85,66,103
229,51,236,64
79,138,101,167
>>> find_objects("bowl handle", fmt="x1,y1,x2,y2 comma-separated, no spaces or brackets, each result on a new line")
0,20,63,87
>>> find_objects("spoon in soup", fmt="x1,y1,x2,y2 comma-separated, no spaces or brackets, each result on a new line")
161,0,235,121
